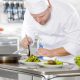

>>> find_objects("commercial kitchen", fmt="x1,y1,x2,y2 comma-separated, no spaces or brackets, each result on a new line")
0,0,80,80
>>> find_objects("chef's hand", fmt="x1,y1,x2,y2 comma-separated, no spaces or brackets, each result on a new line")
20,36,33,49
37,48,53,57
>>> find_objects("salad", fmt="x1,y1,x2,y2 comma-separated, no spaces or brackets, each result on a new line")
25,55,41,62
44,59,63,65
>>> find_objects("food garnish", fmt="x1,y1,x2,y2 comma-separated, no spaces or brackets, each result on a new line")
45,59,63,65
25,55,41,62
75,55,80,67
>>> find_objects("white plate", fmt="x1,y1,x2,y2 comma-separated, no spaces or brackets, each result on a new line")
37,62,68,68
19,60,39,66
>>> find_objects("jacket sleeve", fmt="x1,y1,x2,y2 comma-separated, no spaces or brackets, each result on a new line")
63,10,80,56
21,9,35,42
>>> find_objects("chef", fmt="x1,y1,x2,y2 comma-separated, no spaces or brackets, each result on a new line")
20,0,80,80
21,0,80,63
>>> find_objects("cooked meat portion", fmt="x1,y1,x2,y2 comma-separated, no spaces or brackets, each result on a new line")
47,60,56,65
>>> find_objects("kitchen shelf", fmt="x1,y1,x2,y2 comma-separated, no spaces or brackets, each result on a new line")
3,0,24,1
3,0,25,23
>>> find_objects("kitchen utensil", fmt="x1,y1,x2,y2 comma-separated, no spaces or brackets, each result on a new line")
27,45,31,57
0,54,21,63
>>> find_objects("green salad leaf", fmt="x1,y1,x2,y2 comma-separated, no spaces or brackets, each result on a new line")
55,59,63,65
75,55,80,67
25,55,41,62
45,59,63,65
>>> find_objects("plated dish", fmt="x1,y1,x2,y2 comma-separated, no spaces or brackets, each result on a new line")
19,60,39,66
37,61,68,68
19,55,72,68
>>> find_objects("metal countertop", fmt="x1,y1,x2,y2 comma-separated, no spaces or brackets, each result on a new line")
0,63,80,78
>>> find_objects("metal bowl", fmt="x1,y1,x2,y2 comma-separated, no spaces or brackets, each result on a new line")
0,54,21,63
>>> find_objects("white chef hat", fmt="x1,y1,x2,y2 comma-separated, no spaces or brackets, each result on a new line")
26,0,48,14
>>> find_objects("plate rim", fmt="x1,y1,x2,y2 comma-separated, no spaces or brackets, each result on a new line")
37,61,68,68
19,60,39,65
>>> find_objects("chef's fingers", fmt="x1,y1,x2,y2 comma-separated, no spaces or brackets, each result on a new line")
25,35,33,44
20,38,29,48
37,49,47,56
20,37,32,48
38,48,52,57
27,37,33,44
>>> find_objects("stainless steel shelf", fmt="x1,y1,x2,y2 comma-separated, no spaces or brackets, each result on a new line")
3,0,25,23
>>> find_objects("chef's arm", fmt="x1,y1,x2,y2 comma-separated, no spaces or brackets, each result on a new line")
51,12,80,57
50,47,70,57
51,10,80,57
50,42,80,57
37,47,71,57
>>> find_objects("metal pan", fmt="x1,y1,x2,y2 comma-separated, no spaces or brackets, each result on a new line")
0,54,21,63
0,48,28,64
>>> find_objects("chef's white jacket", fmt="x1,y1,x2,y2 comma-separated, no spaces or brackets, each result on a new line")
22,0,80,62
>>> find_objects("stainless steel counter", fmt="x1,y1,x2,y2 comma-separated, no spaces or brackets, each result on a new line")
0,63,80,80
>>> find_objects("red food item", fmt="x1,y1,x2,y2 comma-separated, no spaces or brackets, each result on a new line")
0,28,4,31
